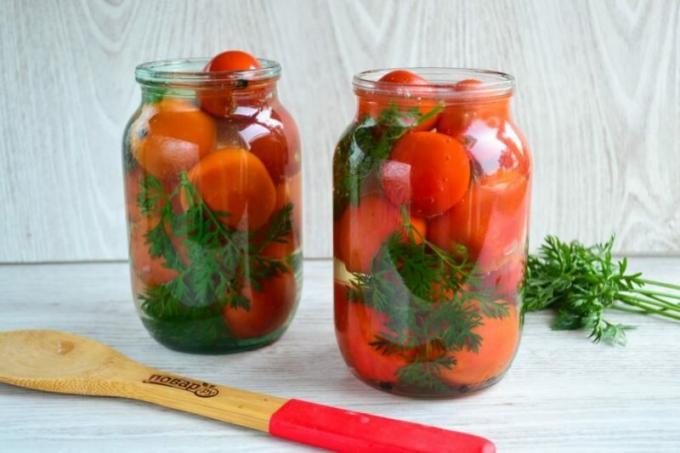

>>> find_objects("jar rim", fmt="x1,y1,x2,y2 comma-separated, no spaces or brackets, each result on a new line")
135,58,281,87
353,67,515,100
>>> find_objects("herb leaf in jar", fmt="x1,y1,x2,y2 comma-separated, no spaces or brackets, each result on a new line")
348,211,510,393
333,104,443,216
134,172,296,346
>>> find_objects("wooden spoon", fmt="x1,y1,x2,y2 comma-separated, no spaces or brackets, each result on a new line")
0,329,494,452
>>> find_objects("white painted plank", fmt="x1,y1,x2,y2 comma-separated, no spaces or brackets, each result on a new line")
0,0,678,261
0,259,679,452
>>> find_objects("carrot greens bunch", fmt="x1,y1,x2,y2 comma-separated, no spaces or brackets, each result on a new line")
523,235,680,345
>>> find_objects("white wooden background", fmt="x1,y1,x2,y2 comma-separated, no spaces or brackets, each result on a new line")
1,0,679,261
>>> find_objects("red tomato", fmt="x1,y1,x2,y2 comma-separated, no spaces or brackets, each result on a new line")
427,170,530,272
379,69,428,85
129,215,180,286
205,50,261,72
133,100,216,180
334,195,426,273
440,303,520,387
183,148,277,230
257,172,303,260
438,101,510,136
357,70,439,131
223,271,296,339
237,112,301,182
240,122,288,182
334,282,407,384
200,50,261,117
457,118,531,177
381,131,471,218
437,79,510,138
272,103,302,174
454,79,484,91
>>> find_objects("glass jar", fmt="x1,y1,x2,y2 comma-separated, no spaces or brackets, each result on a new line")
333,68,531,397
123,58,302,353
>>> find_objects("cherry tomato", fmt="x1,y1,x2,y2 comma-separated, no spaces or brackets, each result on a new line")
379,69,428,85
427,170,530,272
200,50,261,117
236,112,301,183
132,100,216,180
357,70,439,131
223,271,296,339
440,303,520,387
436,79,512,138
205,50,261,72
437,102,509,139
334,282,407,384
454,78,483,91
334,195,426,273
381,131,471,218
184,148,276,230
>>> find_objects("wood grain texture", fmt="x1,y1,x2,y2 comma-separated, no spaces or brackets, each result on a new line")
0,0,679,261
1,259,680,452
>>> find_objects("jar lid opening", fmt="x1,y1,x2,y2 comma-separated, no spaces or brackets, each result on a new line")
353,68,514,101
135,58,281,88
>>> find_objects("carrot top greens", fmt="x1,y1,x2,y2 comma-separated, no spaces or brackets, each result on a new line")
348,211,509,392
136,172,298,347
522,235,680,345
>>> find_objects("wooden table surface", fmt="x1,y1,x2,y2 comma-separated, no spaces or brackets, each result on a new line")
1,259,679,452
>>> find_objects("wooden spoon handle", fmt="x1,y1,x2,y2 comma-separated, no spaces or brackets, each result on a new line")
117,366,287,432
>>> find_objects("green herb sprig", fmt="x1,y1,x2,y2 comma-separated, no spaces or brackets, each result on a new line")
349,211,509,392
523,235,680,345
333,103,443,216
135,172,298,348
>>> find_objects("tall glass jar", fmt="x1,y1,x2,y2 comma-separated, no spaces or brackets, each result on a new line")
333,68,531,397
123,58,302,353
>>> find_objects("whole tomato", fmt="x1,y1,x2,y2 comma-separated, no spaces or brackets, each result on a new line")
334,282,408,384
223,271,297,339
200,50,262,117
440,303,520,387
334,195,426,273
381,131,471,218
427,170,530,272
